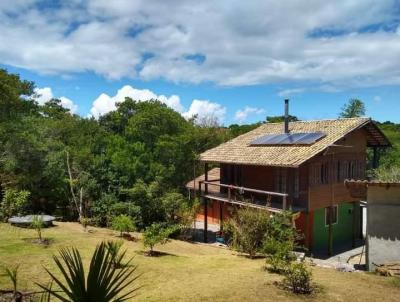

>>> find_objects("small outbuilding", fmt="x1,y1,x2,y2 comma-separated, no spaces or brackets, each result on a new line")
346,180,400,271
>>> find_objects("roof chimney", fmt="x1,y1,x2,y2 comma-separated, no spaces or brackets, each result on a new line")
284,99,289,133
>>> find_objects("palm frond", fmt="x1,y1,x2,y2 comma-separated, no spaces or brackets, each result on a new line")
38,241,140,302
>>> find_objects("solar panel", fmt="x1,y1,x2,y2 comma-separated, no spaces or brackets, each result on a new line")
250,132,326,146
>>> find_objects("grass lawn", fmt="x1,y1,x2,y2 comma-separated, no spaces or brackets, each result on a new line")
0,222,399,301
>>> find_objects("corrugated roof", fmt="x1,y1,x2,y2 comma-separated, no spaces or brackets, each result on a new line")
200,117,390,168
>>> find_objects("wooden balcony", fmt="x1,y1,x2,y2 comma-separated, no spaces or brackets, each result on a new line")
198,180,293,213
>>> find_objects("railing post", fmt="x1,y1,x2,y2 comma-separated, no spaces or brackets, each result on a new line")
228,186,231,202
204,163,209,243
283,195,287,211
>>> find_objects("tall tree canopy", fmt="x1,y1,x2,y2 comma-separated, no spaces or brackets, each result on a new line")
339,99,366,118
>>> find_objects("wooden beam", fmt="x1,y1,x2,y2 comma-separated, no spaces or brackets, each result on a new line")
352,202,356,248
203,163,209,243
219,202,223,232
328,206,333,256
202,181,288,197
328,153,335,256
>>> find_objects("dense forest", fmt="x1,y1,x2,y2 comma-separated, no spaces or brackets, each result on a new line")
0,69,399,228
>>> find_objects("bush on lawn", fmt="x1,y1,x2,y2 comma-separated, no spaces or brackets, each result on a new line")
263,211,298,273
224,207,271,259
281,261,314,294
143,222,178,256
111,215,135,237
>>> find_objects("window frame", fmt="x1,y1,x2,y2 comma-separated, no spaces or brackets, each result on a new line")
325,205,338,227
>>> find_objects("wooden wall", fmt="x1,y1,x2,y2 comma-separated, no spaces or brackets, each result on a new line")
307,129,367,210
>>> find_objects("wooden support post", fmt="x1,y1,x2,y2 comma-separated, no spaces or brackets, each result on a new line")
219,202,223,232
328,206,333,256
283,195,287,210
352,202,356,248
203,163,209,243
304,211,310,252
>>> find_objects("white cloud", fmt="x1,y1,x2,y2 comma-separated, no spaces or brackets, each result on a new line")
235,106,265,123
182,99,226,123
90,85,184,118
90,85,226,124
1,1,400,89
33,87,78,113
278,88,305,97
33,87,53,105
373,95,382,102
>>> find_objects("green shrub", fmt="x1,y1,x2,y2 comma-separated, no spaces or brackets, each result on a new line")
79,216,91,231
374,166,400,182
282,261,313,294
263,211,298,272
31,215,44,242
224,208,271,259
105,240,127,269
0,189,30,221
264,237,296,273
91,193,118,226
143,223,178,256
38,242,139,301
1,264,20,298
111,215,135,237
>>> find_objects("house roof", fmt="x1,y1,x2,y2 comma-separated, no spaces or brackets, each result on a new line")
186,168,220,194
200,117,391,168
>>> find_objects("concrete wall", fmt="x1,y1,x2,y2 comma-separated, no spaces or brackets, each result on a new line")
367,185,400,271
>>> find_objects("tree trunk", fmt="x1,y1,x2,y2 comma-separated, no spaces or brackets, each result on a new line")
66,151,83,221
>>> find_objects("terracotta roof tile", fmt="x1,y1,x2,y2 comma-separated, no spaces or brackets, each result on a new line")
200,118,382,167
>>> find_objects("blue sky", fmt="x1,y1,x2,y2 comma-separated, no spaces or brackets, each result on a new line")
1,1,400,124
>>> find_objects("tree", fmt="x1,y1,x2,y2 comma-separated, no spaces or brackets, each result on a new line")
0,68,36,121
339,99,366,118
374,166,400,182
0,189,30,221
224,208,271,259
266,115,299,123
228,123,261,137
0,68,232,228
38,241,139,301
31,215,44,242
143,223,177,256
111,215,135,237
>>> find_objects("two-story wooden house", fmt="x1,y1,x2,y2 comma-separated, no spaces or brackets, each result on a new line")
187,102,390,255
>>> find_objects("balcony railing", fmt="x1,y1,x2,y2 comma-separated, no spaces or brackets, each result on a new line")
198,180,290,212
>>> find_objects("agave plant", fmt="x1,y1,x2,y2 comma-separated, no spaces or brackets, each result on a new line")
38,241,140,302
105,240,128,269
1,264,21,300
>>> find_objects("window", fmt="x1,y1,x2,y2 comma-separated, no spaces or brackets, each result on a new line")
310,162,329,185
311,159,366,186
294,169,299,198
275,168,287,193
325,205,338,226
